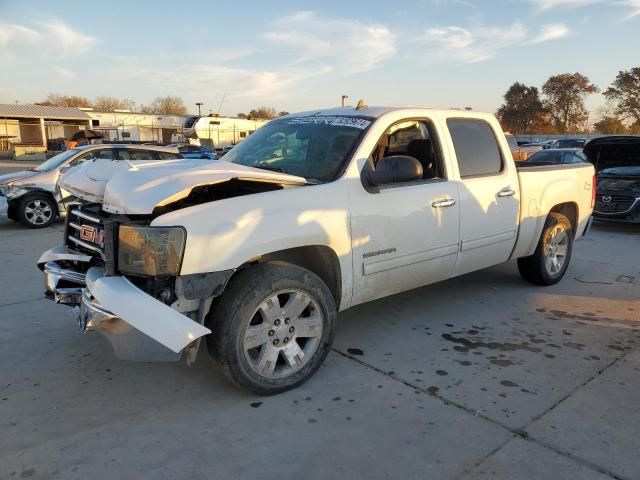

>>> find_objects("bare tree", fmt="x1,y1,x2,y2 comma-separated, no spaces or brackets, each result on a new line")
93,96,135,112
37,93,92,108
140,96,187,115
248,106,277,119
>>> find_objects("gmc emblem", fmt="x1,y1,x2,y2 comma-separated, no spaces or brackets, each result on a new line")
79,225,104,246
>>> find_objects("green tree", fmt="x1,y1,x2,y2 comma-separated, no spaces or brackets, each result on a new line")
604,67,640,124
542,73,599,134
593,116,627,134
140,96,187,115
496,82,546,133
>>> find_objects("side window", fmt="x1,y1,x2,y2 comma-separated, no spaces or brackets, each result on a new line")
188,145,202,152
506,135,518,150
447,119,503,177
117,149,157,160
70,149,113,165
369,119,445,180
157,152,182,160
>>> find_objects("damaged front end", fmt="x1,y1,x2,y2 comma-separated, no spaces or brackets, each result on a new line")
38,203,230,363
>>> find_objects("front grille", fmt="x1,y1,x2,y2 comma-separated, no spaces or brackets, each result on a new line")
594,194,638,214
65,205,116,274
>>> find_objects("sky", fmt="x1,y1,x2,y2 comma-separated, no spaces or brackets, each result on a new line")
0,0,639,117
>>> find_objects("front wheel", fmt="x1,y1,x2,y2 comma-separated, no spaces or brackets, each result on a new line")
207,263,336,395
518,212,573,285
16,194,57,228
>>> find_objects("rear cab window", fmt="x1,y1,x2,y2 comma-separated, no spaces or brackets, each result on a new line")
447,119,504,177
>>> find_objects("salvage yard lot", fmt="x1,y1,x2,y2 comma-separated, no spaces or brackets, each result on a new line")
1,204,639,479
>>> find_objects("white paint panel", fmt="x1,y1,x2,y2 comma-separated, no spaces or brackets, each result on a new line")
90,275,211,353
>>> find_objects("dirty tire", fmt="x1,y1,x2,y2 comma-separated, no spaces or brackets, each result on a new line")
207,262,336,395
518,212,573,286
16,193,57,228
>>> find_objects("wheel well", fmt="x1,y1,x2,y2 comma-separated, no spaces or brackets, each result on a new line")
11,190,59,215
242,246,342,307
549,202,578,234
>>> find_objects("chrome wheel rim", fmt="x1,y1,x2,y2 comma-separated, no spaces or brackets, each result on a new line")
24,200,53,225
243,289,324,379
544,225,569,276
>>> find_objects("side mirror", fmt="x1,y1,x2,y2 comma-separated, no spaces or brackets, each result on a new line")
365,155,423,186
59,165,71,174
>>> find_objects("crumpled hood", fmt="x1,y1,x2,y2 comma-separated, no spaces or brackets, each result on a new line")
60,158,308,215
0,170,39,186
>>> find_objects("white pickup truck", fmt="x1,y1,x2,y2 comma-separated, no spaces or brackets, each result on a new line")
38,106,595,394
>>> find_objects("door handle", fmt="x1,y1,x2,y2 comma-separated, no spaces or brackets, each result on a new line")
431,198,456,208
497,187,516,197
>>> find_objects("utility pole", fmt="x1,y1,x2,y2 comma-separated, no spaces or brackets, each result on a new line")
196,102,203,116
341,95,348,107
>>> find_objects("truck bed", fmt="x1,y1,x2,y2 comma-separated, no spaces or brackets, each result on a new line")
511,162,594,259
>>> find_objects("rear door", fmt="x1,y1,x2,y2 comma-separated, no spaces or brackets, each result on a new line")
445,118,520,276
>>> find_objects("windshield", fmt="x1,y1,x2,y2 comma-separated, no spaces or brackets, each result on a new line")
223,115,373,182
34,149,80,172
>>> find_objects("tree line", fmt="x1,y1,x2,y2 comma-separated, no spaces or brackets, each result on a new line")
36,94,288,119
497,67,640,135
37,94,188,115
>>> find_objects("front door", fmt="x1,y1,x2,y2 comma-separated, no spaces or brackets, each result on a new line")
349,118,460,306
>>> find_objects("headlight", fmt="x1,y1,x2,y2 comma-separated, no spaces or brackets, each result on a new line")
0,184,28,198
118,225,186,276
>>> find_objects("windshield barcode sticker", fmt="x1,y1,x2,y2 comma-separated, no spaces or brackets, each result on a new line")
288,116,371,129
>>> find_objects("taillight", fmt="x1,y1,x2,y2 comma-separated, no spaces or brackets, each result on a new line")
591,174,596,209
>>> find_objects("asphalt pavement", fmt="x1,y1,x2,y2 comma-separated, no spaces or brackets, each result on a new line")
1,163,639,480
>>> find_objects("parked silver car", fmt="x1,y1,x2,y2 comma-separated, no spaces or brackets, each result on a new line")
0,144,183,228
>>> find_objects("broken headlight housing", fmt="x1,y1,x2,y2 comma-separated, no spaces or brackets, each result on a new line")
0,184,28,199
118,225,186,276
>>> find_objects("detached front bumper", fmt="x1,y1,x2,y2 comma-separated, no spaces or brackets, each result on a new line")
38,247,211,362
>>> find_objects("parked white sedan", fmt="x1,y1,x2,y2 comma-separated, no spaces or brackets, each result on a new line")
0,144,183,228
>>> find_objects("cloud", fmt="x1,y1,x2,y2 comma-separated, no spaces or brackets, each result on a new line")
0,18,97,57
156,64,333,103
529,0,640,18
531,0,599,10
264,11,397,73
419,23,528,64
54,66,75,79
617,0,640,18
418,20,572,64
529,23,571,43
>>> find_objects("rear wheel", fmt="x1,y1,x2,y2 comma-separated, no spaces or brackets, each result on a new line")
518,212,573,285
207,263,336,395
16,194,57,228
